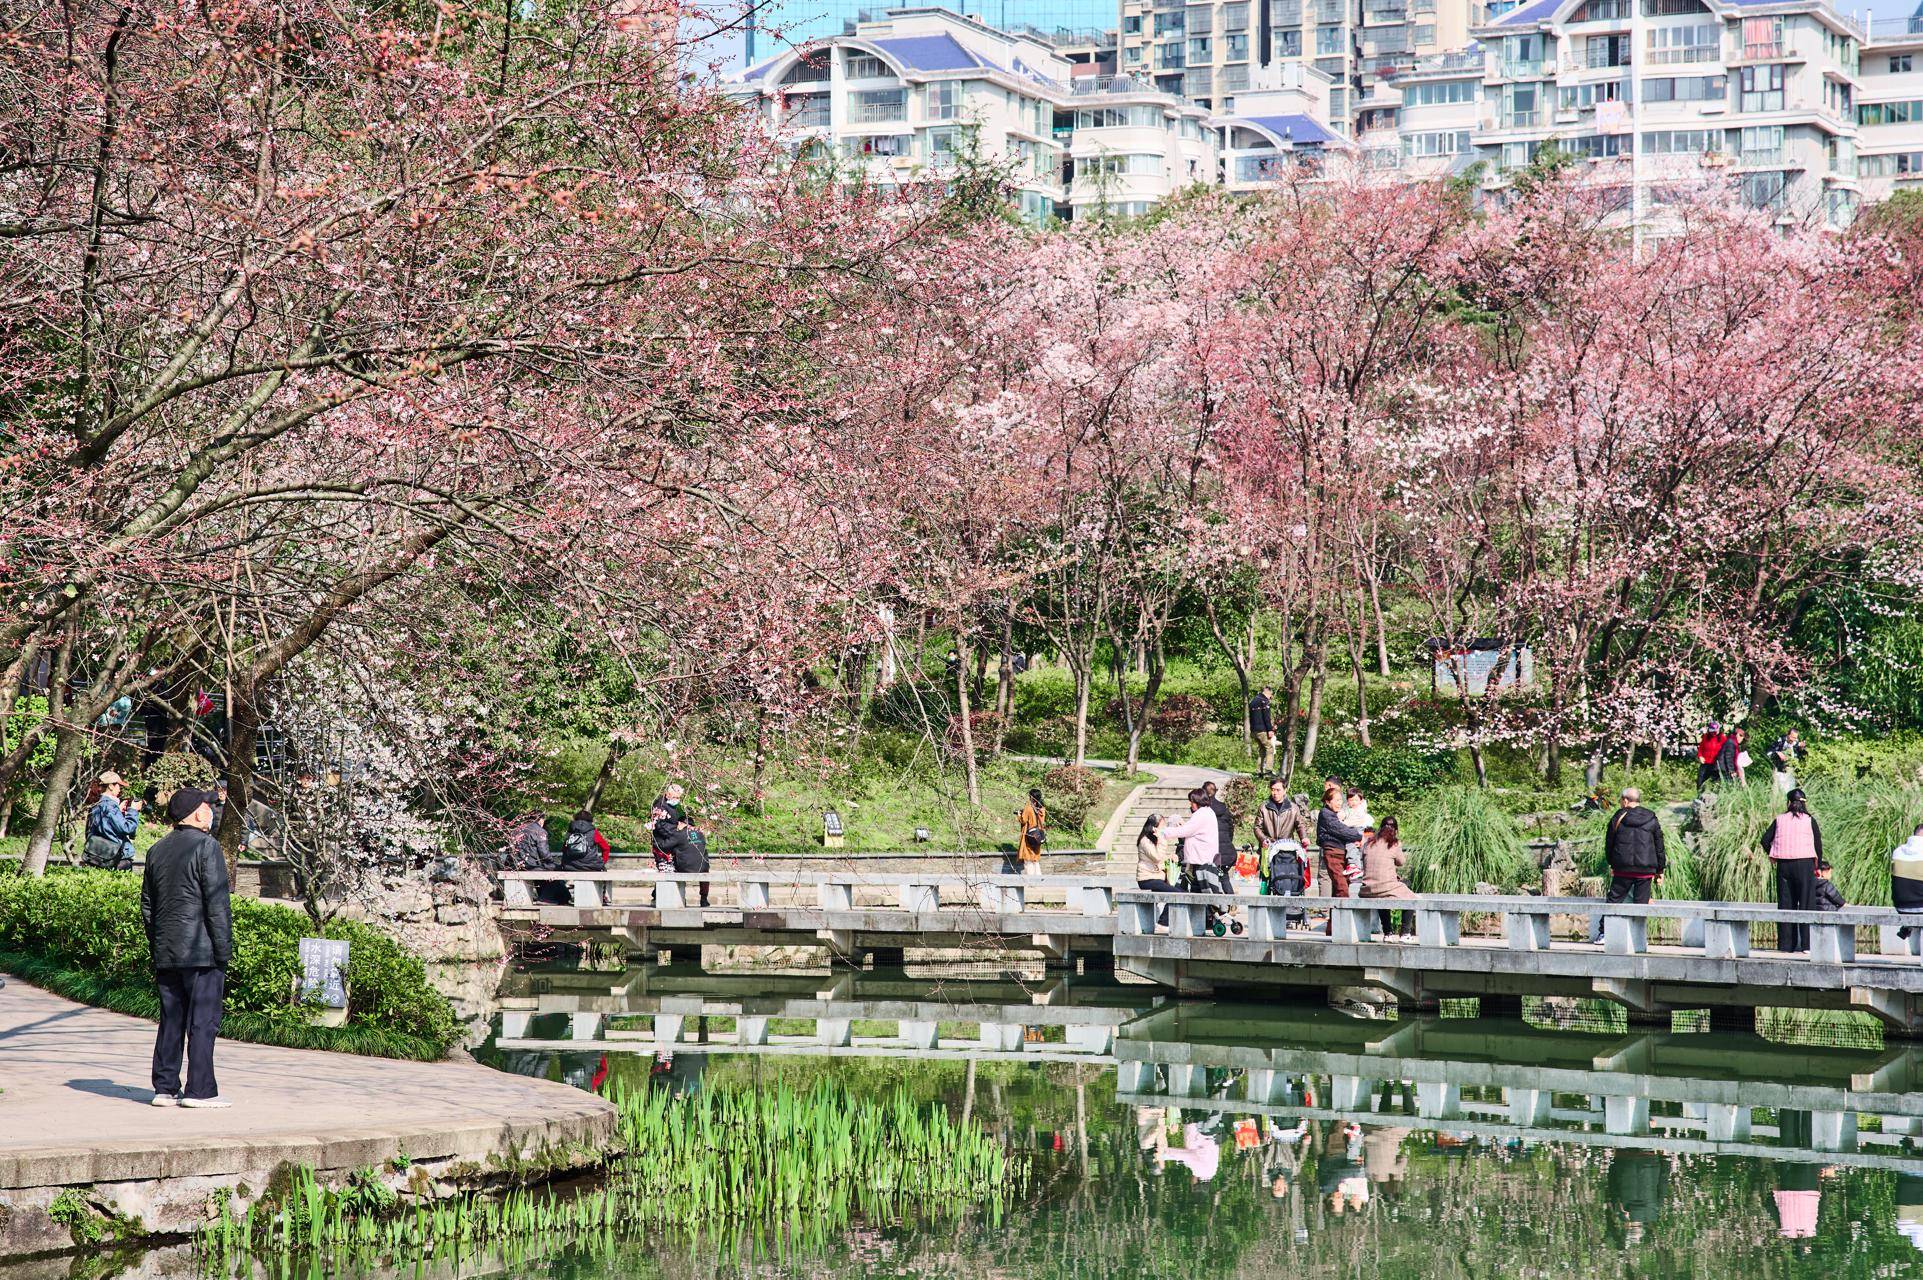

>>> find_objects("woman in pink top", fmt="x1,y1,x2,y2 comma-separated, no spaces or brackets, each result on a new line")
1760,789,1823,954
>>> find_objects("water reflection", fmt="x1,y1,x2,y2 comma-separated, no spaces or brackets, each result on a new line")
461,963,1923,1278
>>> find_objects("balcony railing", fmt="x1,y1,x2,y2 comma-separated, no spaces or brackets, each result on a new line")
1503,110,1541,127
1738,148,1785,166
1741,41,1786,59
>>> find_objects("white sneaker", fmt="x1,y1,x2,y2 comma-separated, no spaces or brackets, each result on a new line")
150,1093,180,1108
179,1096,232,1109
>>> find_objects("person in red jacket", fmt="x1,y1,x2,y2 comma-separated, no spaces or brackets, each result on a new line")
1695,723,1726,794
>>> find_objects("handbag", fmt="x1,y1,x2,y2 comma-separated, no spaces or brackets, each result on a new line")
1737,751,1753,769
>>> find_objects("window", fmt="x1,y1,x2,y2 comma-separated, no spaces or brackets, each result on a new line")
1123,14,1143,32
1223,2,1250,29
1824,28,1858,75
1827,187,1858,228
1645,25,1719,65
924,127,960,160
1560,79,1626,109
1188,66,1214,92
1081,152,1165,176
842,133,908,157
843,53,891,80
1859,151,1923,175
1500,139,1543,169
1221,63,1250,89
926,81,960,120
1641,127,1724,153
783,93,829,127
1188,4,1215,33
1402,128,1473,157
1642,0,1707,13
1564,132,1631,158
1504,81,1538,127
1126,44,1145,62
1739,124,1785,163
1159,40,1187,66
1405,78,1477,106
1892,54,1915,74
1823,79,1852,116
1317,24,1344,53
849,88,906,123
1572,0,1628,19
1644,74,1724,102
1414,24,1435,44
1073,105,1166,128
1829,135,1855,176
1861,99,1922,126
1501,33,1544,75
1189,36,1213,59
1738,64,1784,112
1226,33,1249,57
1739,169,1788,211
1277,30,1302,56
1154,10,1186,33
1586,34,1632,68
1741,16,1784,60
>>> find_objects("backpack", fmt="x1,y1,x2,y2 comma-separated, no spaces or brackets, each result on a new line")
563,826,596,864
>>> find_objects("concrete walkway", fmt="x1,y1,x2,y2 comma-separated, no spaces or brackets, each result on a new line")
0,978,615,1252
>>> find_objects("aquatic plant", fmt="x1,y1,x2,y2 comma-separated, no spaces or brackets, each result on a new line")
197,1082,1024,1269
1401,786,1534,894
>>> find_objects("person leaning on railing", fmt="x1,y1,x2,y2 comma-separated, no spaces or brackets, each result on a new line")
1761,789,1822,954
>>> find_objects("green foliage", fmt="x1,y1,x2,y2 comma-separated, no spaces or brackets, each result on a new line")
1401,786,1534,893
1312,738,1450,800
870,679,951,732
1040,765,1105,831
1146,693,1210,746
2,694,55,776
0,870,457,1058
138,750,215,803
201,1082,1025,1267
1693,777,1923,905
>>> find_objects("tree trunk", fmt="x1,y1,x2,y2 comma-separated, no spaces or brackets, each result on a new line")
1469,743,1489,788
877,605,898,687
1367,569,1391,678
994,607,1015,722
1071,660,1091,767
1346,595,1371,749
1299,638,1329,773
21,725,86,877
953,625,980,807
0,794,12,839
1202,598,1254,753
586,736,629,813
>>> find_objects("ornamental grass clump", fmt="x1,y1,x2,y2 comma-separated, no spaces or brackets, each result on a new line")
199,1082,1025,1269
1694,779,1923,905
1401,786,1534,895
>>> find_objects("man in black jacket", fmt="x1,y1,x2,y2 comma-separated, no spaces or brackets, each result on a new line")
1590,788,1665,944
140,788,234,1108
1202,781,1236,872
1248,688,1276,776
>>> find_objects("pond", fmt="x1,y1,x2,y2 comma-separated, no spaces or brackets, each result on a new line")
449,962,1923,1280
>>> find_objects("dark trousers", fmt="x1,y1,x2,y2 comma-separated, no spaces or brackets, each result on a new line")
1374,906,1415,935
153,966,224,1100
1776,859,1816,953
1138,877,1176,927
1589,875,1654,942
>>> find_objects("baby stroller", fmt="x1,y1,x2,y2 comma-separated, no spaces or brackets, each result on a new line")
1183,862,1245,936
1263,839,1311,928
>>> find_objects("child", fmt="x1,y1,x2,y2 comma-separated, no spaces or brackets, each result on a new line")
1813,859,1845,912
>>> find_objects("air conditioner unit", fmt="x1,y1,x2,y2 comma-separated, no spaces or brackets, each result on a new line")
891,156,916,169
1699,102,1726,114
1556,109,1579,123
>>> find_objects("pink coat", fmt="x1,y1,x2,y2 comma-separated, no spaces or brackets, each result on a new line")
1770,812,1817,861
1162,807,1219,867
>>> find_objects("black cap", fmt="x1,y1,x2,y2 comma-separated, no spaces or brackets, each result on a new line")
166,788,215,823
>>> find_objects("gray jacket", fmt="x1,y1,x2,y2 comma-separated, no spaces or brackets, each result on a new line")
140,828,234,970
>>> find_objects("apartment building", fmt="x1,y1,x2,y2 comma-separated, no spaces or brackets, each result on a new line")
1115,0,1484,134
1378,51,1486,175
733,8,1219,222
1471,0,1867,228
1219,64,1354,188
743,0,1116,62
1857,12,1923,203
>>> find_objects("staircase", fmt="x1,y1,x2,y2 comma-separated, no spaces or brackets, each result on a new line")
1100,781,1210,858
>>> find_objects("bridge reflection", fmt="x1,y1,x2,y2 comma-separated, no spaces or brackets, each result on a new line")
486,966,1923,1175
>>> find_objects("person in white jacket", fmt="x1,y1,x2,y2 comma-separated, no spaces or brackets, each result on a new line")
1894,823,1923,940
1161,788,1220,874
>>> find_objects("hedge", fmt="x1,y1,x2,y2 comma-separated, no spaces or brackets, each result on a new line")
0,869,458,1060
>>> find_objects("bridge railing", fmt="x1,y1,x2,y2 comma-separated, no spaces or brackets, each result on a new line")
500,868,1132,916
1115,890,1923,964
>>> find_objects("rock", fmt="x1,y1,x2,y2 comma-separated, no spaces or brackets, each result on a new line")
434,902,474,926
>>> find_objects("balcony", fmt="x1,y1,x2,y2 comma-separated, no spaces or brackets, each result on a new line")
1737,148,1786,167
1315,0,1348,22
1739,41,1788,60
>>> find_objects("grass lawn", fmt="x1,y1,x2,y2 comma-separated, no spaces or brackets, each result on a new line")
543,736,1150,855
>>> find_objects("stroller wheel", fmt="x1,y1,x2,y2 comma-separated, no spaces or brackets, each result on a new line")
1230,921,1245,936
1210,920,1227,937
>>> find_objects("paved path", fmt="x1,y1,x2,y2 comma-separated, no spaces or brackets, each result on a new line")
0,977,615,1248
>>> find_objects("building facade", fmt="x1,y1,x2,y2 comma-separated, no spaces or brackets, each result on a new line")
1470,0,1868,227
734,8,1219,222
744,0,1119,62
1857,11,1923,204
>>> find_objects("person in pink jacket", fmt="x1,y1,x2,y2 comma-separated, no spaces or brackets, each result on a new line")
1761,789,1823,954
1161,788,1220,877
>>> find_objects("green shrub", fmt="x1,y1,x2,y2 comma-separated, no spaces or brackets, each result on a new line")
1313,738,1450,800
869,680,951,732
0,870,457,1059
1401,786,1534,894
1040,765,1105,833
